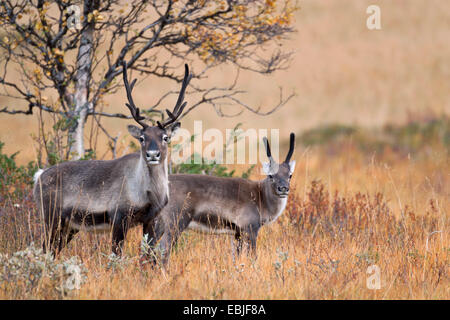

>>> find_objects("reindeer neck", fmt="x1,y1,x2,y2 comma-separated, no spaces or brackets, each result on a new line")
134,153,169,209
259,178,288,224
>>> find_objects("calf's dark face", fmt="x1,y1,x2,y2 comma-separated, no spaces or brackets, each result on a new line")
128,124,179,165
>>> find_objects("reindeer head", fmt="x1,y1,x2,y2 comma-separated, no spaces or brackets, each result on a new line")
262,133,296,198
123,61,192,165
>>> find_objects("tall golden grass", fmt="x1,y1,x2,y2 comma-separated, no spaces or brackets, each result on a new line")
0,141,447,299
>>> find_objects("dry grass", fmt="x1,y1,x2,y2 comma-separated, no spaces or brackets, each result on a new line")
0,144,448,299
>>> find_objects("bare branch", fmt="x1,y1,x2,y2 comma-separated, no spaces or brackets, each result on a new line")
0,0,298,160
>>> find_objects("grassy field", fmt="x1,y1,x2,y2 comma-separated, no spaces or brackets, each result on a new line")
0,131,448,299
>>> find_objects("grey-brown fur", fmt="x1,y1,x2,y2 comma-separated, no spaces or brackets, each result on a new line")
33,61,191,255
143,133,296,266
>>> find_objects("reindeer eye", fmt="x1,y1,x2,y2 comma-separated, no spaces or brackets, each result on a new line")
269,175,273,180
289,174,292,179
139,136,145,143
163,135,169,143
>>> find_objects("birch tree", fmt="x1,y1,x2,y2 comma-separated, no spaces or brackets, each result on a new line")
0,0,296,161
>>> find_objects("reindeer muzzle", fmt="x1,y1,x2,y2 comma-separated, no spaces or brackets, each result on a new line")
276,185,290,197
146,150,161,164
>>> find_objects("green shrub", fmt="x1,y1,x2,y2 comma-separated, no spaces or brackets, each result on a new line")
300,124,357,147
383,117,450,153
172,153,255,178
0,141,38,198
298,116,450,156
170,127,257,179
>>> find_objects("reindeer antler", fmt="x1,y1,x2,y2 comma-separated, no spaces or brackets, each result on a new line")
284,133,295,163
122,61,148,129
263,137,274,162
264,133,295,164
157,64,192,129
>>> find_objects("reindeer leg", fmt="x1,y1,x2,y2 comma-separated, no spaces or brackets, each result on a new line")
44,218,66,256
248,233,258,257
158,230,178,266
41,191,62,256
111,215,128,256
55,218,76,254
56,226,67,254
244,223,260,258
43,225,59,256
235,231,244,256
142,221,156,245
141,219,163,266
58,228,78,253
157,217,190,266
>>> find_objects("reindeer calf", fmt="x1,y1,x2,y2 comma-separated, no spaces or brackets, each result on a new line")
142,133,296,266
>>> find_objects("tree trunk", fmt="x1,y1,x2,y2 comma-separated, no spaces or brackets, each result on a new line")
68,0,97,160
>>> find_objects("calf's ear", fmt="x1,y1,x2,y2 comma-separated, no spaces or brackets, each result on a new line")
262,161,278,175
289,160,296,174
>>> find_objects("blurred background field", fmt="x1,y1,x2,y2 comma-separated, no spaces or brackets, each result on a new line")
0,0,449,164
0,0,448,299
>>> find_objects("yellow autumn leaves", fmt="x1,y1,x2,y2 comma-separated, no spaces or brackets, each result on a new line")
87,10,105,23
184,0,297,63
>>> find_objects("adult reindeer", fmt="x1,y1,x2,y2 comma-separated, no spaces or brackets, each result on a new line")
33,61,192,256
142,133,296,266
